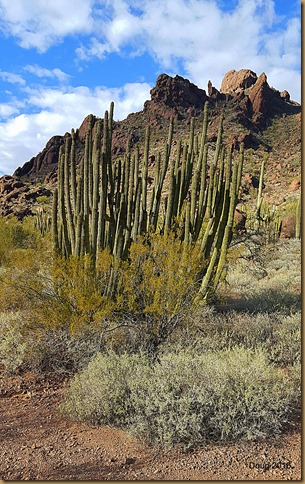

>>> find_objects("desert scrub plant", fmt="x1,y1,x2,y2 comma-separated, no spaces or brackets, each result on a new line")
0,311,105,375
217,237,301,313
0,311,31,373
0,216,41,266
32,327,105,374
110,233,203,356
129,348,299,446
0,247,117,334
60,351,151,426
61,347,299,448
266,312,301,367
191,310,301,367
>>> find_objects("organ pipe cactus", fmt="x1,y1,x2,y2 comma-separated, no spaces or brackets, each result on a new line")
52,101,244,301
256,153,267,221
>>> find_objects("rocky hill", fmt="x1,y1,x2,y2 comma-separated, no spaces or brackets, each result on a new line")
0,68,301,219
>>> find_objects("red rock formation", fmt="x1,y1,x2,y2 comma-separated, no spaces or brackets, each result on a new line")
220,69,257,95
10,70,301,184
144,74,208,120
14,135,64,179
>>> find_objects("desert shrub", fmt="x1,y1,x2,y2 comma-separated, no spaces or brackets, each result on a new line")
130,348,299,446
0,237,200,362
45,254,116,332
62,347,299,448
266,312,301,367
0,310,104,375
217,238,301,313
110,233,202,356
0,217,41,266
61,352,150,426
184,309,301,367
0,248,117,333
32,328,104,374
0,311,29,373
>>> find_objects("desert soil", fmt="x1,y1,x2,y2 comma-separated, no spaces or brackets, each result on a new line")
0,368,301,481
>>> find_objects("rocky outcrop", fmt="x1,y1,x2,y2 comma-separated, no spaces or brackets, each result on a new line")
0,175,25,195
77,114,98,142
247,72,278,121
280,215,296,239
14,135,65,180
207,80,226,100
220,69,300,126
144,74,209,120
9,69,301,190
0,175,52,219
220,69,258,95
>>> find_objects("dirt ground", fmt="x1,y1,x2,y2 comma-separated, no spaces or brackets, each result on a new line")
0,368,301,481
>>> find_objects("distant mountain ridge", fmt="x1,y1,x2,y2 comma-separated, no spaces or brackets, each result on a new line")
13,68,300,182
0,68,301,219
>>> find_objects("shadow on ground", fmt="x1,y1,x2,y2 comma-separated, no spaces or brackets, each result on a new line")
216,288,301,314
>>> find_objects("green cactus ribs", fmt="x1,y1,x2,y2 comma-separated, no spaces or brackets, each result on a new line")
52,102,244,301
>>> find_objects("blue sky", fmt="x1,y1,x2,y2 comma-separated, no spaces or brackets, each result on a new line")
0,0,301,176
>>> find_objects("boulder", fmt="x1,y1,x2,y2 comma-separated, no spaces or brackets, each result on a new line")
0,175,25,194
280,215,296,239
234,208,247,234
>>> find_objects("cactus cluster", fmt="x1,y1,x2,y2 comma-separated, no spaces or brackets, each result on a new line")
34,207,51,236
52,102,244,299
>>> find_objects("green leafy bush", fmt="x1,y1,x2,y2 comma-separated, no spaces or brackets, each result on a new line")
61,347,299,448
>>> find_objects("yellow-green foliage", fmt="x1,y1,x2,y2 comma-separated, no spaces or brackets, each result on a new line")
118,233,202,317
0,236,110,332
0,217,40,265
2,231,203,344
49,253,117,332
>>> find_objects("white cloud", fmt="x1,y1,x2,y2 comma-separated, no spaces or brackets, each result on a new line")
0,82,152,175
0,70,25,85
0,0,94,51
0,0,300,100
76,38,110,61
74,0,301,102
24,65,70,83
0,103,20,118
